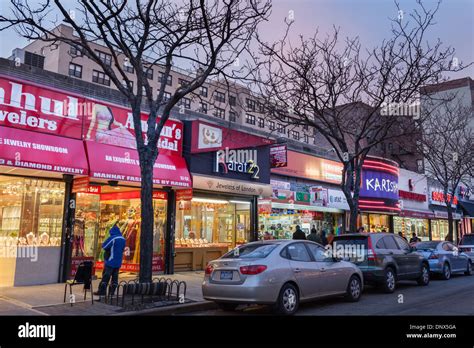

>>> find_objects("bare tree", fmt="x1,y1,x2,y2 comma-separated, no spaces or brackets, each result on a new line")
0,0,271,282
253,0,467,232
418,95,473,242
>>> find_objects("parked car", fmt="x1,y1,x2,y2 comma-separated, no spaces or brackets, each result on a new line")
202,240,364,315
415,241,472,279
332,233,430,293
458,234,474,260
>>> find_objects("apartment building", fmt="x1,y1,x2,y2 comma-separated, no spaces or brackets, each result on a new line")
9,24,317,148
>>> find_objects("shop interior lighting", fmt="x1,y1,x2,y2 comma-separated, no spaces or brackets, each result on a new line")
229,200,251,205
191,198,228,204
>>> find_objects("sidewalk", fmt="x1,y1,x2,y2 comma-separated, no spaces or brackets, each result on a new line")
0,271,214,316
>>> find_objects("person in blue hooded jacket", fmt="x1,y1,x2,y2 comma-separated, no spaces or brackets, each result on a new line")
95,221,126,296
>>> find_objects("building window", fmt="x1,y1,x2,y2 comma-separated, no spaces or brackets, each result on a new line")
92,70,110,86
179,78,189,87
122,80,133,89
259,102,265,113
179,97,191,109
303,124,309,131
124,61,134,73
269,120,275,131
277,124,285,134
214,107,225,119
68,63,82,78
304,134,309,143
291,130,299,140
200,102,208,114
70,45,83,57
258,117,265,128
417,159,424,173
95,50,112,66
214,91,226,103
229,95,237,106
144,68,154,80
162,91,171,102
159,72,172,86
229,111,237,122
246,114,256,125
200,86,208,97
246,98,256,112
24,51,45,69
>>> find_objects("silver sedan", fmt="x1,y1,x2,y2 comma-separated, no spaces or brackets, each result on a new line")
202,240,364,315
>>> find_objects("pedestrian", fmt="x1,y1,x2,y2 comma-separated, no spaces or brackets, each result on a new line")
357,226,365,233
398,231,407,241
307,227,322,244
327,231,335,245
292,225,306,240
409,232,420,244
94,221,126,296
320,230,328,245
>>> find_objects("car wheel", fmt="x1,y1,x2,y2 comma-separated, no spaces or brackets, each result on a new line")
465,261,472,276
274,283,299,315
441,263,451,280
380,267,396,293
345,275,362,302
417,263,430,286
216,302,238,312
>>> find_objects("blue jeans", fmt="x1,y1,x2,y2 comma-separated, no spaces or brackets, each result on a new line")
98,266,119,295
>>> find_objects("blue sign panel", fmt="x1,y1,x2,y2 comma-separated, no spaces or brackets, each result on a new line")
360,170,399,201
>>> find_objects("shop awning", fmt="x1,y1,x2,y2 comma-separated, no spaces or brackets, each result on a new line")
0,126,88,175
459,201,474,217
85,141,191,188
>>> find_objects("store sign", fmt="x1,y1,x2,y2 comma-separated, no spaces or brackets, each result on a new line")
399,190,426,202
327,189,350,210
99,190,168,201
215,147,260,179
176,189,193,201
95,253,163,272
430,190,458,207
434,211,462,220
86,142,191,187
271,150,343,184
72,177,90,193
272,189,294,202
270,144,288,168
0,125,89,175
193,175,272,197
191,120,274,153
360,170,399,201
270,179,291,190
310,186,328,207
295,192,310,203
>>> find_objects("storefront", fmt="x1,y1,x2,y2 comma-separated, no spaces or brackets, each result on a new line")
258,177,348,239
394,169,431,240
175,120,272,270
0,75,192,285
428,181,461,242
457,185,474,237
357,157,400,232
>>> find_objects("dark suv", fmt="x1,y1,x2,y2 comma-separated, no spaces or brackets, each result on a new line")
333,233,430,293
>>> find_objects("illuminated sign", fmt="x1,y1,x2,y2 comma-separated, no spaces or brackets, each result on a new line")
430,190,458,207
214,147,260,179
360,170,399,201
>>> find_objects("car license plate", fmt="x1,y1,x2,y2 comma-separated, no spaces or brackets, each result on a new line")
220,271,233,280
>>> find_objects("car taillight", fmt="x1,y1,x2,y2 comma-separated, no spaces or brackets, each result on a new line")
240,265,267,275
463,248,472,252
429,253,439,259
205,264,214,275
367,237,377,261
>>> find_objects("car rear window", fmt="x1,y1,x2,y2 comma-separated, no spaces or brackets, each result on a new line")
222,243,277,259
416,241,439,250
460,235,474,245
333,236,368,247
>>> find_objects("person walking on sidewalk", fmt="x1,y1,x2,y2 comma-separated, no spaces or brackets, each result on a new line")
307,226,322,244
94,221,126,296
292,225,306,240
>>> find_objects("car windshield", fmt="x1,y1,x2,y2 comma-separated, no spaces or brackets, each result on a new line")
416,242,439,250
460,235,474,245
222,243,278,259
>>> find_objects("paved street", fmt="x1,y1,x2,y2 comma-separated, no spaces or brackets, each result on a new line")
185,274,474,316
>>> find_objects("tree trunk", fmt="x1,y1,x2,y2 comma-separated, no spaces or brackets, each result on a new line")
139,154,155,283
446,205,454,242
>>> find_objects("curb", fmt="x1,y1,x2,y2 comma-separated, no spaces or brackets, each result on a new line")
113,300,217,316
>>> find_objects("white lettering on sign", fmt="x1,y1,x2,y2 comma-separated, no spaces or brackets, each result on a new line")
215,147,260,179
365,178,398,193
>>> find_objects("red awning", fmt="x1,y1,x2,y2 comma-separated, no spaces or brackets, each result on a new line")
85,141,191,188
0,126,88,175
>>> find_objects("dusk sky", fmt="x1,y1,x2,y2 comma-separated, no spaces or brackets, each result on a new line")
1,0,472,78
